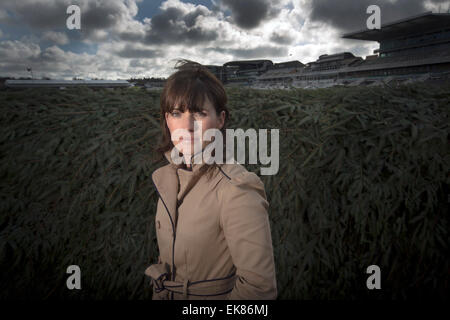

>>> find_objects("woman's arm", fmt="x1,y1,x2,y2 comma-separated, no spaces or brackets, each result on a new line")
219,171,277,300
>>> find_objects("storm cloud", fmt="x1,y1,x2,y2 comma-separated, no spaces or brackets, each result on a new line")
0,0,69,30
141,5,218,45
115,45,161,59
0,0,138,41
221,0,280,29
308,0,449,32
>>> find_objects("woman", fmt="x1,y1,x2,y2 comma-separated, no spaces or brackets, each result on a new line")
144,61,277,300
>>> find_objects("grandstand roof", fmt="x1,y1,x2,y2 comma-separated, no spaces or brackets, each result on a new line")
342,12,450,41
316,52,357,63
223,60,273,67
273,60,304,68
343,54,450,72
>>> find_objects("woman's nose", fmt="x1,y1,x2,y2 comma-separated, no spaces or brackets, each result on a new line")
183,113,195,132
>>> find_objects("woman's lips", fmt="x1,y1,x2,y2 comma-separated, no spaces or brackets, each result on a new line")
179,137,199,144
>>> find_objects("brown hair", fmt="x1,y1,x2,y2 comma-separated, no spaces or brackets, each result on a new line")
156,60,230,180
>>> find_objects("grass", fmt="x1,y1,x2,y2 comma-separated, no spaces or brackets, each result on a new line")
0,83,448,299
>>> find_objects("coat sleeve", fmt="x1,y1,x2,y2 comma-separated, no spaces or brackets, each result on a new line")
219,171,277,300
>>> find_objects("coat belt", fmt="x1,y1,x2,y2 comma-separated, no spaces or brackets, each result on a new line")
145,263,236,298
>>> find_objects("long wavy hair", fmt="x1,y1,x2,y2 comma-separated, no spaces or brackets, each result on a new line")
156,60,230,180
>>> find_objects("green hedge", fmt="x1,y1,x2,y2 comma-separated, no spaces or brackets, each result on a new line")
0,83,448,299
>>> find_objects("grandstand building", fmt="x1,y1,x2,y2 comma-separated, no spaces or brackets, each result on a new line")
253,11,450,89
257,53,364,88
222,60,273,86
204,65,224,82
257,60,304,87
341,11,450,84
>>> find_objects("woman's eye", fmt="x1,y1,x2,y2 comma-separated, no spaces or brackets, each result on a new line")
195,111,207,117
171,111,181,117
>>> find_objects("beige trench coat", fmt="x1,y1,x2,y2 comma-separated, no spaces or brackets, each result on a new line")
145,149,277,300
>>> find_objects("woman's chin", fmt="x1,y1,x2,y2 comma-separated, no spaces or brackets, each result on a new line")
176,141,204,155
173,146,192,157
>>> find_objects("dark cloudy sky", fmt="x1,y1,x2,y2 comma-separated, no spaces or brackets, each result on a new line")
0,0,448,79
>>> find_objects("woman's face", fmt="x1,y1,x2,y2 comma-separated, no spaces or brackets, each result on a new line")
165,96,225,156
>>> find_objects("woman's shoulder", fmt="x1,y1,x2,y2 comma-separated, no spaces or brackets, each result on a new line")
215,162,266,196
215,163,269,220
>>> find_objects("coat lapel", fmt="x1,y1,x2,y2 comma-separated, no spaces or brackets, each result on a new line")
151,146,222,226
152,160,179,228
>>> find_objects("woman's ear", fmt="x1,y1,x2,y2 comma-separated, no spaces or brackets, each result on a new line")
218,110,225,130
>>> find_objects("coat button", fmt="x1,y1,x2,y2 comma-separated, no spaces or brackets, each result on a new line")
157,220,161,229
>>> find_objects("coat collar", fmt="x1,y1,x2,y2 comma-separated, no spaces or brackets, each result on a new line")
162,147,214,173
151,146,214,228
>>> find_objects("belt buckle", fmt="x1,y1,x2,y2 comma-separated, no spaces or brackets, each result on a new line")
145,262,171,293
153,272,169,293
